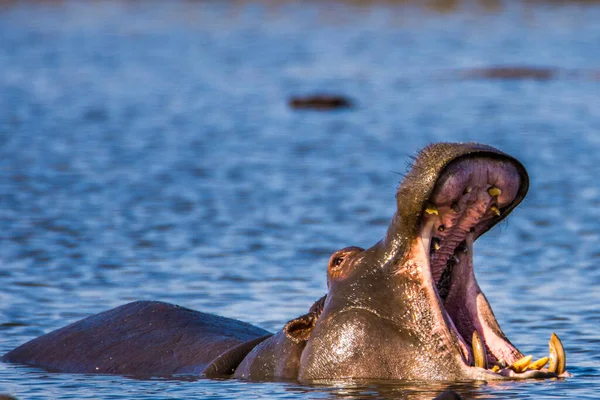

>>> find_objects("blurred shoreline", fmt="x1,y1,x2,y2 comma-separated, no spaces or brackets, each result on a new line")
3,0,600,14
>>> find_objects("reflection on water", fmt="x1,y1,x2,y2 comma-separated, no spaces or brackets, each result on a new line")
1,0,600,399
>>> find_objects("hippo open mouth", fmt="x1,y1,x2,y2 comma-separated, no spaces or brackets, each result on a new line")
400,148,565,378
416,157,524,366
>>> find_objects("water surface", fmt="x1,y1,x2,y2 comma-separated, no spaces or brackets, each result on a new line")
1,1,600,398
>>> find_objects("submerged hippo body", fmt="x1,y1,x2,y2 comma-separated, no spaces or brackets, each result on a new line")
2,301,273,376
3,143,567,382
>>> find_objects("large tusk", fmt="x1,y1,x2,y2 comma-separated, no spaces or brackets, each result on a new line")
472,330,488,369
548,333,566,375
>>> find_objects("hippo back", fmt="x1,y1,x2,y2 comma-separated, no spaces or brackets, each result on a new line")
2,301,271,377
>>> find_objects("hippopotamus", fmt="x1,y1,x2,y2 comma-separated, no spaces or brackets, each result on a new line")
3,142,567,382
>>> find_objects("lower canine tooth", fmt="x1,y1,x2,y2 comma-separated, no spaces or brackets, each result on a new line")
526,356,549,371
472,330,488,369
549,333,566,375
509,355,533,373
490,205,501,216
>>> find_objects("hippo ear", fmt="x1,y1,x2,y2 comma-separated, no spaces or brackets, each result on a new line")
283,312,317,344
283,295,327,344
308,294,326,316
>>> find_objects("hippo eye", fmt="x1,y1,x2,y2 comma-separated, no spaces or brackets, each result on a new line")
328,247,363,276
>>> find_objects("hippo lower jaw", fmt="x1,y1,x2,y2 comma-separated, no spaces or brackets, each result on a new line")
404,156,564,380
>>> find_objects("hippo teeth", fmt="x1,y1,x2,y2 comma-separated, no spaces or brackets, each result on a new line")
549,332,566,375
487,334,566,377
489,205,501,217
508,355,533,373
427,215,570,377
472,330,488,369
526,356,549,371
424,202,439,215
411,155,569,379
488,186,502,197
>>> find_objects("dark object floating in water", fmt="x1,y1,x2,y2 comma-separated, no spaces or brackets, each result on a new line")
289,94,353,110
462,66,556,80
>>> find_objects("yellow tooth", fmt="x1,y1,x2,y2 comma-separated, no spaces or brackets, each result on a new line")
488,187,502,197
508,355,533,373
490,205,501,216
549,333,566,375
424,202,438,215
526,356,549,371
491,365,500,373
472,330,488,369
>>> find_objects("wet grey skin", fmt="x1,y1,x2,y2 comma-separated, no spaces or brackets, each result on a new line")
2,142,566,382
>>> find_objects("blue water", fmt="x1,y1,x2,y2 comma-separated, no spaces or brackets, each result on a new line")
1,1,600,398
